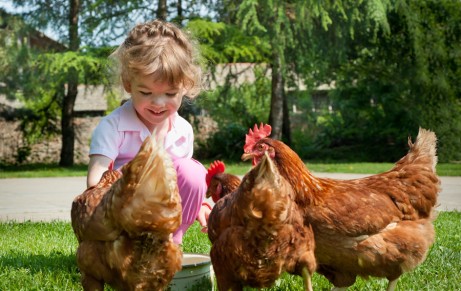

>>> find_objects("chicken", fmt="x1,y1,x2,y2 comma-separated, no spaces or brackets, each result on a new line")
205,160,241,203
242,123,440,290
208,151,316,291
205,161,241,242
71,135,182,291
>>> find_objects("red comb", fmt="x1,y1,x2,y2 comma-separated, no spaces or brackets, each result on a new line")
243,123,272,153
108,161,114,171
206,160,226,187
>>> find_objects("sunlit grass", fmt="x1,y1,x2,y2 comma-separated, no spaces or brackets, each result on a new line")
0,163,88,178
1,212,460,290
1,162,459,179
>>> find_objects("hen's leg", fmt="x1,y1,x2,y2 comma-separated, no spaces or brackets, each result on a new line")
331,287,347,291
387,279,398,291
301,267,313,291
214,273,243,291
81,272,104,291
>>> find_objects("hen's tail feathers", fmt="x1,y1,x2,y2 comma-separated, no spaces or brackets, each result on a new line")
407,128,438,172
394,128,440,218
113,135,182,236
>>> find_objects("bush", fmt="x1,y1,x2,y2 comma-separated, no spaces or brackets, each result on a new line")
195,123,247,161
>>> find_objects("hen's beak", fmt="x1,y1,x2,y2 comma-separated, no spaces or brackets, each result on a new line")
241,152,253,161
205,188,212,199
241,152,258,166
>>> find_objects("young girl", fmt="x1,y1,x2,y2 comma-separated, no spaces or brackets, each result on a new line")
87,19,210,245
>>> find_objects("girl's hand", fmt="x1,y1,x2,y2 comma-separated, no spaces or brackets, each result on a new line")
196,202,212,233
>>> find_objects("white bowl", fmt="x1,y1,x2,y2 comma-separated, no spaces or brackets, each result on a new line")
169,253,213,291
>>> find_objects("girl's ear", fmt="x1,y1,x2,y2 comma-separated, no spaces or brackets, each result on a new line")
123,79,132,93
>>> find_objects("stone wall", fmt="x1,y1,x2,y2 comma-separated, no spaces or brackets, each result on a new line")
0,117,100,165
0,115,216,165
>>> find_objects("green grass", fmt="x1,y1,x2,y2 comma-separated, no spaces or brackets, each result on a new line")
1,162,460,178
0,163,88,178
1,212,460,290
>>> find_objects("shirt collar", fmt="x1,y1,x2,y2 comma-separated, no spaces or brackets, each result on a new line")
117,100,150,140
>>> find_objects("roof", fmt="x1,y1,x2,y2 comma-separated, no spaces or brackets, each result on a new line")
0,9,66,52
204,63,335,91
73,85,111,112
205,63,270,89
0,85,125,116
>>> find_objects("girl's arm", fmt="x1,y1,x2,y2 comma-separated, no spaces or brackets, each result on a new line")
87,154,113,188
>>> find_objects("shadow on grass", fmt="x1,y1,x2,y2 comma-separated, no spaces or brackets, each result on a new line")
1,250,214,290
0,250,79,276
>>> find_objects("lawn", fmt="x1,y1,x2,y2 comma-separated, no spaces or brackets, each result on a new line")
1,162,460,178
1,211,460,290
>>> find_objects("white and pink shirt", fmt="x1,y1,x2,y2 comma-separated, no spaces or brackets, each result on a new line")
89,100,194,169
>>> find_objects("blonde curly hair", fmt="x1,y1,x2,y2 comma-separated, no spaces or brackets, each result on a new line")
111,19,202,98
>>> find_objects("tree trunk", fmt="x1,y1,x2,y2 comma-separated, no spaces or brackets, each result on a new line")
176,0,183,25
269,52,284,140
60,0,80,167
282,93,291,145
157,0,167,20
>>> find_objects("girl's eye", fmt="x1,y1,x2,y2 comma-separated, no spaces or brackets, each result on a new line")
166,92,177,97
140,91,151,96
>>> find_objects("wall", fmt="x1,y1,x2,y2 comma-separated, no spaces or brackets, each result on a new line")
0,115,216,165
0,117,100,165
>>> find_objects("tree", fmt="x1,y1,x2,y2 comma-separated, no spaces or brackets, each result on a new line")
222,0,392,143
9,0,112,166
321,0,461,162
60,0,80,166
8,0,205,166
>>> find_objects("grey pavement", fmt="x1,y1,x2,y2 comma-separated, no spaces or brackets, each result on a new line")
0,173,460,222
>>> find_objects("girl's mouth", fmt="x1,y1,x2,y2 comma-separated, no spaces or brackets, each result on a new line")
149,109,166,116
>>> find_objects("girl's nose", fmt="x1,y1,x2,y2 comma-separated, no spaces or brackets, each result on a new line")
151,95,167,106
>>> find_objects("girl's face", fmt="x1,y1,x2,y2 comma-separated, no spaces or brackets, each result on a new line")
124,74,183,132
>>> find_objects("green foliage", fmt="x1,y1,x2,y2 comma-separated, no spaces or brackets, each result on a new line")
227,0,396,140
186,19,270,64
2,1,461,165
200,68,271,125
195,67,271,161
195,123,248,161
34,51,109,86
0,9,33,98
17,51,109,146
15,145,32,164
312,0,461,162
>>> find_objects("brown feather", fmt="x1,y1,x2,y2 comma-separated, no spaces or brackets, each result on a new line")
71,136,182,290
208,153,316,290
246,128,440,288
206,172,241,203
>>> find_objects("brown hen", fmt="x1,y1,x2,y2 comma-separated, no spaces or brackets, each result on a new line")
205,160,241,203
208,152,316,291
242,124,440,291
71,135,182,290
